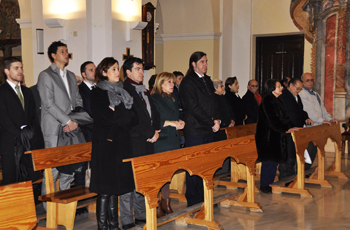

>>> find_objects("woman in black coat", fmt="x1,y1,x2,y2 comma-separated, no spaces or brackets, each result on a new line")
90,57,135,230
255,79,300,194
225,77,247,126
151,72,185,217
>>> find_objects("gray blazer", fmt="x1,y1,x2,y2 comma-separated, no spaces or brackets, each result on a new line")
37,63,90,148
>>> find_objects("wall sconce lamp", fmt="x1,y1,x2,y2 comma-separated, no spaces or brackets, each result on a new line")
45,18,66,41
126,21,147,41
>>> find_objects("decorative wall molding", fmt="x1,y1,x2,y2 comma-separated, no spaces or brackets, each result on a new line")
15,19,32,29
161,32,222,41
155,36,164,44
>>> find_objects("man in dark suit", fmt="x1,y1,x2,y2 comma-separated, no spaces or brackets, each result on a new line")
279,78,313,179
179,51,220,206
79,61,96,142
242,80,261,124
120,57,160,229
0,57,44,185
73,61,96,198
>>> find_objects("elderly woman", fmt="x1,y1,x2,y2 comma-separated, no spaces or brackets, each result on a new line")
213,79,235,141
225,77,247,126
151,72,185,217
90,57,135,230
255,79,300,194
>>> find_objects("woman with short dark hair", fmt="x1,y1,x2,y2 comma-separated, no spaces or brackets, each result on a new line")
90,57,136,230
255,79,300,193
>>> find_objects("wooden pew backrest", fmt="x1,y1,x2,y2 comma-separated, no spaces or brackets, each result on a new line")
0,181,37,230
224,123,256,139
124,135,258,207
26,142,92,171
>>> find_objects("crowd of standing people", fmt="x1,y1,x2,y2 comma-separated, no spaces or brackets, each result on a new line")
0,40,338,230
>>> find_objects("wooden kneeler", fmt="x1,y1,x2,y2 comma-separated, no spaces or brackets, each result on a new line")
124,135,262,230
272,123,347,197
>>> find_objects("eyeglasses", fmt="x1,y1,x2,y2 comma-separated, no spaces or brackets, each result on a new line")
305,79,314,82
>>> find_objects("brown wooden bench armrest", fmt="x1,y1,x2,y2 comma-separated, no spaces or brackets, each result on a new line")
39,185,97,204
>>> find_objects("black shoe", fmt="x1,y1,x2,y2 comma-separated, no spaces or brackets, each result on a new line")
76,207,88,216
135,218,146,225
122,223,135,229
260,186,272,194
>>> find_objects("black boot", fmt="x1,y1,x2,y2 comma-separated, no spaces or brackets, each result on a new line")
108,195,120,230
97,194,109,230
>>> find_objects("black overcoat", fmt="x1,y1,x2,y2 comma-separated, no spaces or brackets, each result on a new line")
89,87,135,195
255,93,292,163
225,90,246,126
78,82,93,142
123,79,160,157
179,71,220,136
280,89,309,127
151,93,181,153
0,82,44,185
242,90,259,124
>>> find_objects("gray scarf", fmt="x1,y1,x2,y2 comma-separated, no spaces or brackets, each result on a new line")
133,84,152,118
96,80,133,109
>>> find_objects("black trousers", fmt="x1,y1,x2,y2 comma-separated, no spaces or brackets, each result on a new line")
305,142,318,170
184,133,214,207
260,162,278,187
278,134,296,180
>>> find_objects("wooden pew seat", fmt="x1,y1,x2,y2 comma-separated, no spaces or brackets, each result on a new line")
39,185,96,204
26,142,96,230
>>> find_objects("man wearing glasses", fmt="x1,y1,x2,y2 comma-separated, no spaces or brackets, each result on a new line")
242,80,261,124
279,78,313,180
299,73,337,170
299,73,337,126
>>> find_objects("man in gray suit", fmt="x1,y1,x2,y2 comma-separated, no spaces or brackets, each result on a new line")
38,41,92,199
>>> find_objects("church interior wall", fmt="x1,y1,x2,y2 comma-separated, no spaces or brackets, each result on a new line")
163,39,219,78
12,0,314,89
220,0,233,82
112,0,143,77
251,0,312,79
230,0,252,91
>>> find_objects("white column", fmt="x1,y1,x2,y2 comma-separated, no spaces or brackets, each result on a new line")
87,0,112,63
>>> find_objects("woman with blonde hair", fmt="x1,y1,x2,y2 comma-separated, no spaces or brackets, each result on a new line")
151,72,185,217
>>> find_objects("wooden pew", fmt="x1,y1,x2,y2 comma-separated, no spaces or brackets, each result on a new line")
170,124,259,202
216,124,261,190
0,181,59,230
124,135,263,230
271,123,348,197
26,142,96,230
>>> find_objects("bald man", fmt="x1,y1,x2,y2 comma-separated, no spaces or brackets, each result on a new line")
299,73,337,126
299,73,337,170
242,80,261,124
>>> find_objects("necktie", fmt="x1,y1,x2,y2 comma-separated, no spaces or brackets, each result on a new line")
91,85,95,90
15,85,24,110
